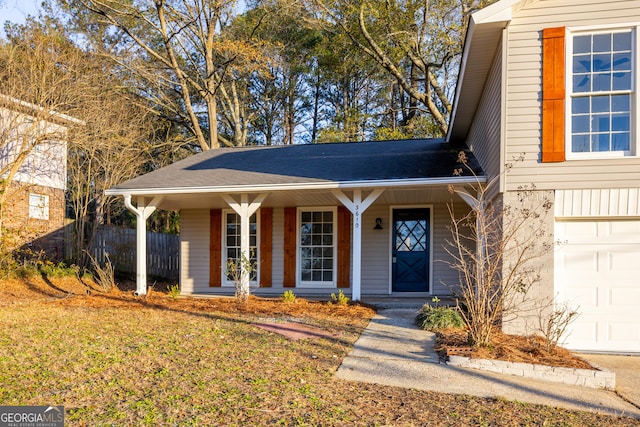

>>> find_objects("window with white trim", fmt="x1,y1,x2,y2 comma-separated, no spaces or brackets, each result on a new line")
299,209,336,286
568,28,635,157
223,211,258,284
29,194,49,220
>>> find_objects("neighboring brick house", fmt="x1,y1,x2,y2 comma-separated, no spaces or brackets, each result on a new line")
0,96,81,259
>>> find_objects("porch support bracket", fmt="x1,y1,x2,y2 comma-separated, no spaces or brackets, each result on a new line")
452,188,485,290
221,193,268,290
332,188,384,301
123,194,164,296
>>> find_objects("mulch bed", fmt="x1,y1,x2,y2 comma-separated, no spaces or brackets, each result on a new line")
436,328,595,370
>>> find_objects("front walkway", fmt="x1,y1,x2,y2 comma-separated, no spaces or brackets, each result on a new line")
336,308,640,418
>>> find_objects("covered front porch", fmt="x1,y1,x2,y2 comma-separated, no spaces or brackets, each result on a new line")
104,139,484,301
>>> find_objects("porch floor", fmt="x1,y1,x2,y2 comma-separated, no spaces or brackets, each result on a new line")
185,291,456,310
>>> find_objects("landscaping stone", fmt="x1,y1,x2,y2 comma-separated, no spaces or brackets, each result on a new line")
446,355,616,389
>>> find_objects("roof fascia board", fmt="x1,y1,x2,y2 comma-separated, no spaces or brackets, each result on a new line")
446,0,521,142
105,176,486,197
0,94,85,126
472,0,521,25
446,18,477,142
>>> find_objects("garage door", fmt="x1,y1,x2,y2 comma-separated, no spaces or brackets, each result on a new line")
555,219,640,353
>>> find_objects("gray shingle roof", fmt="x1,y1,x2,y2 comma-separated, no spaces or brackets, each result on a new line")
108,139,483,192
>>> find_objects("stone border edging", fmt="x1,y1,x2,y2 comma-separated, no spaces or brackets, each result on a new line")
446,355,616,389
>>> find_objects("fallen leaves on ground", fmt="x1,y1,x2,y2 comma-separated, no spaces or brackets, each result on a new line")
0,276,637,426
436,328,595,370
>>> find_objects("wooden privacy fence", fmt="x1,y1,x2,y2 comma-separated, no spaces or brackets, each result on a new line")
91,226,179,281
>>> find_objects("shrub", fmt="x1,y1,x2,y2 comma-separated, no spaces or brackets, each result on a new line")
85,251,117,292
416,297,465,331
281,290,296,303
330,290,350,306
39,261,79,278
167,284,181,299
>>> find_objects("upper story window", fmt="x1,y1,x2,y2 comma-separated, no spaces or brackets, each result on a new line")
568,28,635,157
29,194,49,220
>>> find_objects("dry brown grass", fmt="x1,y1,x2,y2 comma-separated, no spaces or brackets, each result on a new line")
0,276,638,426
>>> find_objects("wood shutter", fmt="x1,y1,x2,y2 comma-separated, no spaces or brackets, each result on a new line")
337,206,351,288
259,208,273,287
283,207,296,287
209,209,222,287
542,27,566,162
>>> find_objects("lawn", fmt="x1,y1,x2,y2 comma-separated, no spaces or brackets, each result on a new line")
0,277,638,426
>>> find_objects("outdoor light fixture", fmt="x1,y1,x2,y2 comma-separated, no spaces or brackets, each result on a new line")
374,218,383,230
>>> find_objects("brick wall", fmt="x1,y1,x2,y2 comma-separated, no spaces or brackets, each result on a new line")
2,182,66,260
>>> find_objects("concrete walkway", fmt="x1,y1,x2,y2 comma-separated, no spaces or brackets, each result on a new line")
336,308,640,419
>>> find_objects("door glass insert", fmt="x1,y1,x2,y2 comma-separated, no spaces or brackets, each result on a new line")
394,215,427,252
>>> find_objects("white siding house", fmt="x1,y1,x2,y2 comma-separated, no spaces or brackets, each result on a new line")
449,0,640,352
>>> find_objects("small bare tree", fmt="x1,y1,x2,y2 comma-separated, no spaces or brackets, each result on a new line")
0,27,85,252
224,250,256,304
445,152,554,347
536,299,580,353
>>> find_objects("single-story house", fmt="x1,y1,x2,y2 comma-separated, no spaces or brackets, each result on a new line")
105,139,482,301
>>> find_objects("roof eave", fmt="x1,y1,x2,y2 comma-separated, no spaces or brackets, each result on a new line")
105,176,487,197
447,0,523,142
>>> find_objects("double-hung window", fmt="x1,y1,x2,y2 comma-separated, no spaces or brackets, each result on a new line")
298,208,336,287
29,194,49,220
569,28,635,157
224,211,258,284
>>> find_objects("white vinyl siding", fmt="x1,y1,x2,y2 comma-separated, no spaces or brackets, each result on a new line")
466,37,503,181
180,209,210,294
555,188,640,217
432,203,469,296
361,204,391,295
179,203,467,298
504,0,640,190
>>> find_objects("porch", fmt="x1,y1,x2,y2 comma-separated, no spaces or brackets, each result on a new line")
104,139,484,301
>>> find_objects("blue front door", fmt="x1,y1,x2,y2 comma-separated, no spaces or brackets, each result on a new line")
392,208,430,292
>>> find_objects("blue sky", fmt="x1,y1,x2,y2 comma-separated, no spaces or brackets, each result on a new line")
0,0,41,36
0,0,40,23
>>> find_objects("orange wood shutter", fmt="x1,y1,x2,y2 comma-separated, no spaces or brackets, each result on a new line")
259,208,273,287
283,207,296,287
337,206,351,288
542,27,566,162
209,209,222,287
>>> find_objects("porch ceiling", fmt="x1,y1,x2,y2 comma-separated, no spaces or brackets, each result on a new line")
145,185,466,211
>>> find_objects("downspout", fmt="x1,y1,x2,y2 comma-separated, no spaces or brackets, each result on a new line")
123,194,164,296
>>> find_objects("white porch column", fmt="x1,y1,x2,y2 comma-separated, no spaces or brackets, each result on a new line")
332,189,384,301
221,193,268,290
123,195,163,296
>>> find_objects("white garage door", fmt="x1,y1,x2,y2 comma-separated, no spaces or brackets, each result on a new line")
555,219,640,353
